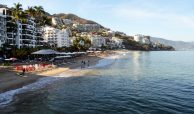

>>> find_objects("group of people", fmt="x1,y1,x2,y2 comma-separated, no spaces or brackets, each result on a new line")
81,60,90,69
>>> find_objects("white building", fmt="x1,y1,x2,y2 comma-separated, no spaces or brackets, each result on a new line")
0,10,6,47
17,17,37,48
63,19,73,25
43,26,71,47
89,35,106,48
36,27,44,47
73,24,101,32
142,36,151,44
0,5,13,47
134,34,143,43
112,37,123,47
52,17,63,26
0,4,44,48
107,30,115,37
134,34,151,44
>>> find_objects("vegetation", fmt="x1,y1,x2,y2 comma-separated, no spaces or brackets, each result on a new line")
73,36,91,51
12,3,24,21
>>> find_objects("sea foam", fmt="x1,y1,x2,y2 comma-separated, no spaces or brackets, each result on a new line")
0,73,71,107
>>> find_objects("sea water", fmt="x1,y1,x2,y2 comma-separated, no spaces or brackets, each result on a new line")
0,51,194,114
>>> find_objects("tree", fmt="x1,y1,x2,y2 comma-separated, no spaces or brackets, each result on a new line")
12,3,23,20
73,36,91,51
25,6,36,17
34,6,45,17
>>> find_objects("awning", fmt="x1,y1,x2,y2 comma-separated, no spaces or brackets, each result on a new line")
32,49,59,55
55,55,72,59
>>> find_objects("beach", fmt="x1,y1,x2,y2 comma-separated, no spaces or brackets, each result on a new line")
0,50,119,94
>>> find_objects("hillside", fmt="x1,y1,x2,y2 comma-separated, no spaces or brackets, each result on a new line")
151,37,194,50
52,13,99,25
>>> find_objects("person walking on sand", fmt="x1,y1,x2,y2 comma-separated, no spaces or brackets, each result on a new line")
83,61,85,68
22,68,25,76
87,60,90,67
81,61,83,69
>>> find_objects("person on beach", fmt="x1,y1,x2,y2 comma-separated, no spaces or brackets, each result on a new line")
81,61,83,69
83,61,86,68
87,60,90,67
22,68,25,76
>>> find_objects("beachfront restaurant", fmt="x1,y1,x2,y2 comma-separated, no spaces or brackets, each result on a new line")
31,49,59,62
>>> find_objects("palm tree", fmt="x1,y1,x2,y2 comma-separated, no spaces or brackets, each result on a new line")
12,3,28,23
8,3,24,50
34,6,45,17
34,6,46,26
25,6,36,17
12,2,23,20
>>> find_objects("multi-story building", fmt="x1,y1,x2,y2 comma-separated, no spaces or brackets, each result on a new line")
63,19,73,25
0,4,44,49
52,17,74,26
52,17,63,26
111,37,123,48
36,27,44,47
134,34,151,44
43,26,71,47
0,10,6,47
89,35,106,48
73,24,101,32
17,17,37,48
0,4,15,47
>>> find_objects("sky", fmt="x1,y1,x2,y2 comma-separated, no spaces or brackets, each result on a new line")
1,0,194,41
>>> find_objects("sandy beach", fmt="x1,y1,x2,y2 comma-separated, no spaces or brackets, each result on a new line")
0,50,119,94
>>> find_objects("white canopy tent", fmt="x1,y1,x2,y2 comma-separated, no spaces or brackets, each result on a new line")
55,55,72,59
56,52,76,55
32,49,59,55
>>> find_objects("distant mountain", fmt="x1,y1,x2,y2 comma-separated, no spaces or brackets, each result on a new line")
52,13,99,25
151,37,194,50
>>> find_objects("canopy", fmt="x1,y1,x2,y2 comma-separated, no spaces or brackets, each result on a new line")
75,52,87,54
55,55,72,59
56,52,76,55
32,49,59,55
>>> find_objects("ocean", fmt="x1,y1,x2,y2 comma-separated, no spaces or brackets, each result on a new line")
0,51,194,114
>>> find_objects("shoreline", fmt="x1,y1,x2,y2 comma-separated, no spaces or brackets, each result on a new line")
0,50,121,94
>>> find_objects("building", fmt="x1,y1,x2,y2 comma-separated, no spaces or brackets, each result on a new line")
73,24,101,32
0,9,6,47
36,27,44,47
43,26,71,47
89,35,106,48
0,4,44,48
111,37,123,48
16,17,37,48
107,30,115,37
134,34,151,44
142,36,151,44
63,19,73,25
0,4,15,47
134,34,143,43
52,17,63,26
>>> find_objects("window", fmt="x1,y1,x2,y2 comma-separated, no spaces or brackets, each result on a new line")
3,9,5,15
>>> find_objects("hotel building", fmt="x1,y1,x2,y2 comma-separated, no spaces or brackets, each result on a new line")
0,10,6,47
43,26,71,48
0,4,44,48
